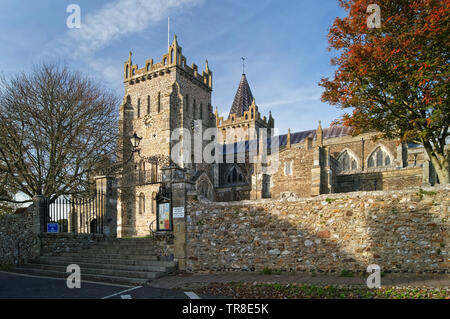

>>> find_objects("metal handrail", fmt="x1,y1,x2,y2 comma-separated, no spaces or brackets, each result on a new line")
149,219,156,237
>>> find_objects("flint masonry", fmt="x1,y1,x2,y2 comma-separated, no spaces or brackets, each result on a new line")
117,36,446,237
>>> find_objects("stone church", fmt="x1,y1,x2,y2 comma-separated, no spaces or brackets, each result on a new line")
117,36,441,236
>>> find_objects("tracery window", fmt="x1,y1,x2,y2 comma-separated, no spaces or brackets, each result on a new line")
368,147,392,168
225,166,244,184
338,150,357,171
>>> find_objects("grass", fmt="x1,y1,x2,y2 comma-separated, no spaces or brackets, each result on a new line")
0,265,12,271
340,269,354,277
259,268,298,276
417,188,437,199
325,197,337,204
195,282,450,299
259,267,283,275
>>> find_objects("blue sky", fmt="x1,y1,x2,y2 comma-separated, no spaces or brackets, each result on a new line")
0,0,347,134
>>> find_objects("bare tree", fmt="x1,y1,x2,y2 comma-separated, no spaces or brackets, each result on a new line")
0,63,119,203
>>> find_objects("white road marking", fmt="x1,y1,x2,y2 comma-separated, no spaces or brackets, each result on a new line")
101,286,142,299
120,294,132,299
0,270,132,288
184,291,201,299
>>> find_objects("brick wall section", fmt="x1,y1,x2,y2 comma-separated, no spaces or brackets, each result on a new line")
186,186,449,274
0,205,40,265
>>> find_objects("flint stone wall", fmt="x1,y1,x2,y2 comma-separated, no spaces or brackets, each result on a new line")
0,205,40,265
186,186,449,274
39,233,106,256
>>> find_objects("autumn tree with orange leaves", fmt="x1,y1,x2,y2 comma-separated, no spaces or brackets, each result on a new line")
320,0,449,183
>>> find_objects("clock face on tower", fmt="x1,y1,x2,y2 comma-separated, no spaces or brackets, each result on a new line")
142,114,153,128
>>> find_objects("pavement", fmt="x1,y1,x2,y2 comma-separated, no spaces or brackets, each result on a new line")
1,270,448,299
148,272,450,290
0,271,219,299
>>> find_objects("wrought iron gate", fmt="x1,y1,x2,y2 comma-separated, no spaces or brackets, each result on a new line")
42,192,106,234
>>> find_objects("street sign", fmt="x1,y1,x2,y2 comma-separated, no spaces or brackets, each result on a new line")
47,223,59,233
173,207,185,219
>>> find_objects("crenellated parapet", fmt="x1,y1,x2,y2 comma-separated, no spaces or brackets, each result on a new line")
215,99,274,143
215,99,271,127
123,35,212,91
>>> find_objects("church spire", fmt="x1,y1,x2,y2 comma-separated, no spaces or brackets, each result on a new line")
229,73,254,118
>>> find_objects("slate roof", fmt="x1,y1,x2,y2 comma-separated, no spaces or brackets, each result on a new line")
219,126,352,155
229,74,254,118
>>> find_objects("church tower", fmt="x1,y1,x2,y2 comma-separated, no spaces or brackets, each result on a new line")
216,73,274,144
118,36,215,237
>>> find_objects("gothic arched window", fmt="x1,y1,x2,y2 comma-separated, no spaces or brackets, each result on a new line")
158,92,161,113
138,161,145,184
138,193,145,215
185,94,189,113
225,165,244,184
367,147,392,168
338,150,358,171
193,99,197,118
151,163,158,183
200,103,203,122
137,98,141,118
151,192,157,215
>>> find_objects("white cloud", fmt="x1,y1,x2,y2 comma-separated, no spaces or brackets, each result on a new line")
48,0,204,94
64,0,203,58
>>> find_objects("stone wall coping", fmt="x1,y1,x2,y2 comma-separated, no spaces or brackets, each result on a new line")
190,184,450,208
337,166,423,176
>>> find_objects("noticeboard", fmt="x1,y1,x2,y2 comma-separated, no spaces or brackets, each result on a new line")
157,202,172,231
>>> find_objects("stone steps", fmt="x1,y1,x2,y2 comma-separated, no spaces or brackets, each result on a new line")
32,257,173,273
83,248,158,255
36,256,176,267
60,252,160,260
97,239,156,246
9,238,177,286
9,267,148,286
18,263,163,280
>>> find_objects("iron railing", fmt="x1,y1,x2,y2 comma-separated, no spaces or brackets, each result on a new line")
135,171,162,185
119,171,162,187
42,192,106,234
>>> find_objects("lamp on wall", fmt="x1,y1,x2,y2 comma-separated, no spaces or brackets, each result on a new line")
130,132,142,151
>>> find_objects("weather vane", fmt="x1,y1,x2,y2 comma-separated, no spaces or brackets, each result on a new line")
241,57,246,74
